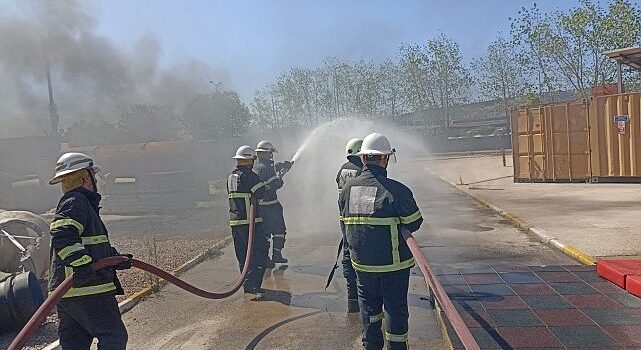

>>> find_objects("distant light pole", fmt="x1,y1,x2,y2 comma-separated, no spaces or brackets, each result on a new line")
208,80,223,92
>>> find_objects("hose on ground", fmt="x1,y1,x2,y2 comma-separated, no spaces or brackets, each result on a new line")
8,202,257,350
401,228,480,350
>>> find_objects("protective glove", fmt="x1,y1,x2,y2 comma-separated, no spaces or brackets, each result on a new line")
111,247,133,270
114,253,133,270
72,264,95,288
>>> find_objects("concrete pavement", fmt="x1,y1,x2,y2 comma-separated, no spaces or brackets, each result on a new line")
423,155,641,259
121,164,574,349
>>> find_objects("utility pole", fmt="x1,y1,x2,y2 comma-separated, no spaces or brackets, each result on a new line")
45,60,59,136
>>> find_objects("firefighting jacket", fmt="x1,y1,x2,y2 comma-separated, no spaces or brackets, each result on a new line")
49,187,121,298
336,156,363,192
339,164,423,273
254,158,283,206
227,165,266,226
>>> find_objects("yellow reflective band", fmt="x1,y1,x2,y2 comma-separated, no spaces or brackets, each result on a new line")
229,192,251,199
69,255,93,267
61,282,117,299
342,216,400,225
369,312,384,323
50,218,84,234
229,217,263,226
400,210,422,224
351,257,415,273
58,243,85,260
251,182,265,193
390,224,400,264
385,332,408,342
259,199,279,206
81,235,109,245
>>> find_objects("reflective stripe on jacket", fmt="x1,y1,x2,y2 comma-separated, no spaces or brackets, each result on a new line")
228,165,265,226
339,164,423,273
254,158,283,205
49,187,120,298
336,156,363,195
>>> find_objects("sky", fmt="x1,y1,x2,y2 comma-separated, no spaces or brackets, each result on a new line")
93,0,583,102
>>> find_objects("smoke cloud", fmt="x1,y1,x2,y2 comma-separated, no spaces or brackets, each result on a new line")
0,0,231,137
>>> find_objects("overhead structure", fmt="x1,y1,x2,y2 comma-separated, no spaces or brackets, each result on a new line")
605,46,641,93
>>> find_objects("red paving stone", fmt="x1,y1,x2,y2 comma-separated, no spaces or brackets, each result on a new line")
496,326,561,348
602,325,641,347
480,296,527,310
463,273,503,284
534,309,596,326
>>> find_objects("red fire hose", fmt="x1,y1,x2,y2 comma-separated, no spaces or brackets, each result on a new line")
8,203,257,350
401,228,480,350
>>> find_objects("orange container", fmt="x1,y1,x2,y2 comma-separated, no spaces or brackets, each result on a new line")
512,93,641,183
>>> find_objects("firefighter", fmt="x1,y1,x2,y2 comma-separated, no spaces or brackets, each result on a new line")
228,145,270,294
48,152,131,350
254,140,292,265
339,133,423,350
336,138,363,313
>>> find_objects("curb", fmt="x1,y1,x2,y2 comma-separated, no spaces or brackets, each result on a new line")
42,236,232,350
424,166,597,266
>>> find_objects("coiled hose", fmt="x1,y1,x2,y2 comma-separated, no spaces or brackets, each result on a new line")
8,202,257,350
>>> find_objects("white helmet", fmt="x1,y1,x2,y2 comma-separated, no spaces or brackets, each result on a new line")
233,145,256,160
345,138,363,156
256,140,278,153
49,152,100,185
357,133,395,156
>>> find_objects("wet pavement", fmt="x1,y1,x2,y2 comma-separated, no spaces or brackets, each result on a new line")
123,167,576,349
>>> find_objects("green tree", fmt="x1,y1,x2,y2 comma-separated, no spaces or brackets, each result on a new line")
474,37,527,117
183,91,251,139
119,104,186,143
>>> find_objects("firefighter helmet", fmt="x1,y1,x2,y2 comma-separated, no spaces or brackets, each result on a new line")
256,140,278,153
357,133,395,156
345,138,363,155
233,145,256,160
49,152,100,185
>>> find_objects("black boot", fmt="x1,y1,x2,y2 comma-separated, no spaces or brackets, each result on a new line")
272,249,288,264
347,298,360,313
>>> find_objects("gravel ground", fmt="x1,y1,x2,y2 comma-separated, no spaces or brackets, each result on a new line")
0,207,229,350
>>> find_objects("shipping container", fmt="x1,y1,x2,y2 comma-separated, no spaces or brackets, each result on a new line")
511,92,641,183
512,101,590,182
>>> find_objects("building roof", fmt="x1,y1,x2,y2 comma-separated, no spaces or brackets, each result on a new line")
605,46,641,71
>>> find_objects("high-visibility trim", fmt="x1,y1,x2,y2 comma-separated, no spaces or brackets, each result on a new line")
229,217,263,226
400,210,422,224
259,198,279,206
390,224,400,264
272,233,286,238
61,266,116,298
385,332,408,342
351,257,415,273
342,216,399,225
50,218,84,233
250,182,265,193
58,243,85,260
69,254,92,267
81,235,109,245
228,192,251,199
369,312,384,323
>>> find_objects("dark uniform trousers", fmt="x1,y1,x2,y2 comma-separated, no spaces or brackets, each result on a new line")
356,268,410,350
340,221,358,300
57,294,127,350
232,223,269,290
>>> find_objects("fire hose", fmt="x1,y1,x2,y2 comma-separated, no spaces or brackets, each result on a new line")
401,228,480,350
8,202,257,350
